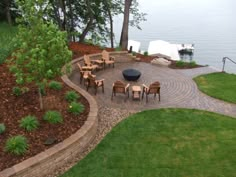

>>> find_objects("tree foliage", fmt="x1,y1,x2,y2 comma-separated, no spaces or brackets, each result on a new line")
8,0,72,109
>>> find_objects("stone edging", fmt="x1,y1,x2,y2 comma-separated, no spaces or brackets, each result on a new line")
0,51,127,177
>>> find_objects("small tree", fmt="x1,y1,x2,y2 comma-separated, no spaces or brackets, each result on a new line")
8,0,72,109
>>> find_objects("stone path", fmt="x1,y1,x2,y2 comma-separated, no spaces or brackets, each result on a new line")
70,54,236,118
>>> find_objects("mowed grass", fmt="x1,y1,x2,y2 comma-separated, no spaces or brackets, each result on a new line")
0,22,17,64
194,72,236,104
62,109,236,177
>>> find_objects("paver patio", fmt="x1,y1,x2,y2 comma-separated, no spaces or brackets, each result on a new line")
69,54,236,118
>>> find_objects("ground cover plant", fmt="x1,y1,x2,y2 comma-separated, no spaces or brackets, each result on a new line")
169,60,202,69
194,72,236,103
62,109,236,177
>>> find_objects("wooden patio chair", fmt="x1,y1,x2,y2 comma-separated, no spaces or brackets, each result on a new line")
83,55,101,71
102,50,115,68
77,63,95,84
86,73,104,95
142,81,161,103
111,80,130,101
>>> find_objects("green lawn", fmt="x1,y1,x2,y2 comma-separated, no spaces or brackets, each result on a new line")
194,72,236,104
0,22,17,64
62,109,236,177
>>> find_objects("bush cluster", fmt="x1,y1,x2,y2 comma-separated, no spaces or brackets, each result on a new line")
20,115,39,131
68,102,85,115
48,81,63,90
43,111,63,124
176,60,197,68
65,91,80,102
0,123,6,134
5,135,28,155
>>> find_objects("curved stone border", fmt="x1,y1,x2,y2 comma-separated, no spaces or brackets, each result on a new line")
0,51,128,177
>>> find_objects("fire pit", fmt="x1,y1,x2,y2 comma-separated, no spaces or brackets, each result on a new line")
122,69,141,81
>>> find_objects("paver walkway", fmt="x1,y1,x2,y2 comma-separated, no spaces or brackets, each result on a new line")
70,54,236,118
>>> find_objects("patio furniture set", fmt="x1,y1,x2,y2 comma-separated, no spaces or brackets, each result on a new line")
77,50,161,102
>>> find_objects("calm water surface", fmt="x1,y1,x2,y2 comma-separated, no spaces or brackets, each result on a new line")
113,0,236,73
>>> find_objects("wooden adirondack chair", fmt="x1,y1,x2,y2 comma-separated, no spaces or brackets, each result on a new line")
142,81,161,102
102,50,115,68
111,80,130,101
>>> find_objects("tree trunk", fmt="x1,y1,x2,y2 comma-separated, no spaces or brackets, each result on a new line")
59,0,67,31
119,0,132,50
79,18,93,43
68,0,75,41
51,0,63,30
108,7,114,48
38,88,43,110
79,0,93,43
5,0,12,25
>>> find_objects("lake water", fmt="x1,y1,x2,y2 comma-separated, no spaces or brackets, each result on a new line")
113,0,236,73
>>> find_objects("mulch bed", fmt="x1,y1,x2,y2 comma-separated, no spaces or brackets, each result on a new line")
0,42,202,171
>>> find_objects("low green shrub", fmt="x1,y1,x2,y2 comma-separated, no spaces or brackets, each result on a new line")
48,81,62,90
144,51,148,56
132,51,136,56
19,115,39,131
189,60,197,67
65,91,80,102
5,135,28,155
43,111,63,124
0,123,6,134
12,86,22,96
68,102,85,115
176,60,186,67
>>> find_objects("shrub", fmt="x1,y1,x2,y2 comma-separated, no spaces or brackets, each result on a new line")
43,111,63,124
0,123,6,134
48,81,62,90
189,60,197,67
65,91,80,102
12,86,22,96
19,115,39,131
68,102,85,115
132,51,136,56
176,60,186,67
5,135,28,155
144,51,148,56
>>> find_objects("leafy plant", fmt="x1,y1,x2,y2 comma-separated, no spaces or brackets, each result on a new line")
144,51,148,56
189,60,197,67
49,81,63,90
65,91,80,102
68,102,85,115
12,86,22,96
5,135,28,155
132,51,136,56
176,60,186,67
19,115,39,131
7,0,72,109
0,123,6,134
43,111,63,124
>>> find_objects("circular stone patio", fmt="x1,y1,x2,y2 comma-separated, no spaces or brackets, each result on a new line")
70,57,236,117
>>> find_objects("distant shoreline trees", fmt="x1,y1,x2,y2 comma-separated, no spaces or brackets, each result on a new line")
0,0,146,49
